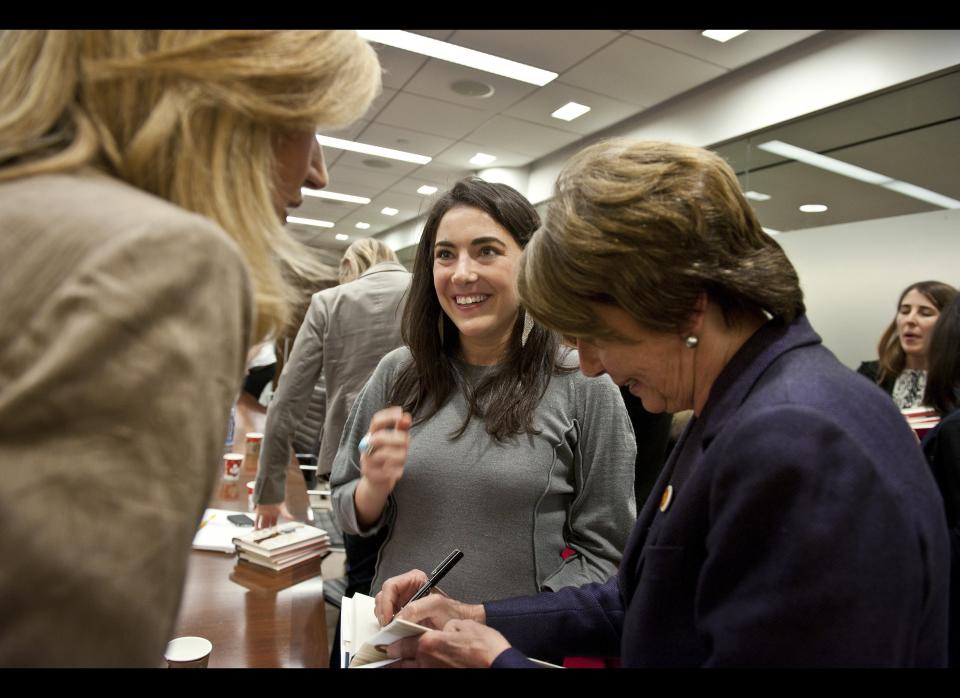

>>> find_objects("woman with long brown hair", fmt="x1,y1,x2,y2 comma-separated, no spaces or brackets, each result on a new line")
331,177,636,605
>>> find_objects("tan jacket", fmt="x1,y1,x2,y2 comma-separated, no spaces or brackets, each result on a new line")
255,262,409,500
0,171,252,666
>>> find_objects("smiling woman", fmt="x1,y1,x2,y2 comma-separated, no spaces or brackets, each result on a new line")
330,177,637,604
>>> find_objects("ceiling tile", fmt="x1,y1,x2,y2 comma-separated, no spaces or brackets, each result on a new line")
362,87,399,121
352,121,454,157
432,140,532,169
371,44,428,90
375,92,490,140
465,115,582,158
559,34,726,107
503,82,641,135
402,59,537,113
629,30,821,70
326,162,405,191
447,29,621,73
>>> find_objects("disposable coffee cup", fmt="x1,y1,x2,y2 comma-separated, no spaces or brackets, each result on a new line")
223,453,243,481
164,636,212,668
246,480,256,511
245,432,264,457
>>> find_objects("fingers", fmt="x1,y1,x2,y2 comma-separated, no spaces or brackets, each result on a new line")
375,569,429,626
366,407,413,435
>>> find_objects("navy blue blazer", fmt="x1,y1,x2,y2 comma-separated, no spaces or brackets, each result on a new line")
486,316,949,667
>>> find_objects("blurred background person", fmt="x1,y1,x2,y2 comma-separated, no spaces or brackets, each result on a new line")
254,237,409,618
376,140,948,668
331,177,637,608
857,281,957,409
0,30,379,666
921,294,960,667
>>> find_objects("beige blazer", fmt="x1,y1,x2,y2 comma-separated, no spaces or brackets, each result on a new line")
255,262,410,500
0,171,252,666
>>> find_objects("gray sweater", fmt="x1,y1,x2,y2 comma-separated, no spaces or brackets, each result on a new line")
331,346,637,603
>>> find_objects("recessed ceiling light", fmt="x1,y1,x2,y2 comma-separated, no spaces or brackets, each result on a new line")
302,189,371,204
355,222,371,229
417,185,439,195
702,30,748,43
286,216,334,228
799,204,828,213
745,190,771,201
357,30,558,87
335,234,349,241
381,207,399,216
551,102,591,122
316,135,431,165
758,140,960,210
469,152,497,166
450,79,495,98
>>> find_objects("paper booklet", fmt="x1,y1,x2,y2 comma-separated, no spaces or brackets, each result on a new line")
191,508,251,554
340,593,431,668
232,521,328,555
339,592,563,668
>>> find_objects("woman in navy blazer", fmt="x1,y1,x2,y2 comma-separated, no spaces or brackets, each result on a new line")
373,140,950,668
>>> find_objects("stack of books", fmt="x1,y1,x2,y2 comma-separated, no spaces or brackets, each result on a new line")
233,522,330,572
902,406,941,440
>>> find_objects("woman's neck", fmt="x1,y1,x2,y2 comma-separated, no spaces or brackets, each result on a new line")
691,309,769,416
903,354,927,371
459,332,511,366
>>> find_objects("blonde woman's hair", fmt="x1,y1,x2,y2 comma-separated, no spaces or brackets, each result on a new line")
338,237,399,284
0,30,381,340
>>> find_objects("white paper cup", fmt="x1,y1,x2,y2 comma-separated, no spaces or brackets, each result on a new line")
223,453,243,481
245,432,264,457
246,480,257,511
164,636,212,668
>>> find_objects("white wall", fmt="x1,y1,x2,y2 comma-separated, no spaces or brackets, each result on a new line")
778,209,960,369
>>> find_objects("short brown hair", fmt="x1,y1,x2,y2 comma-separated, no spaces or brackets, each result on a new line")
517,139,804,340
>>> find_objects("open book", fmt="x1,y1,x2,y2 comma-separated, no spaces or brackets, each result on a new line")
339,592,562,668
340,592,430,668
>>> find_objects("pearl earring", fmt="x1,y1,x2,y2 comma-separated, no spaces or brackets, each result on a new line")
685,335,699,349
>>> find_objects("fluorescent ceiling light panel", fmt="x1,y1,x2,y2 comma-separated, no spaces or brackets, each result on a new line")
287,216,334,228
758,140,960,209
302,189,371,204
417,185,439,195
335,234,350,241
745,190,771,201
882,181,960,209
355,222,371,229
702,30,748,43
381,207,399,216
357,30,558,87
799,204,828,213
551,102,591,122
758,140,890,185
315,134,431,165
469,152,497,166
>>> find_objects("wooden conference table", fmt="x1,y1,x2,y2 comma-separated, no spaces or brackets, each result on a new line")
171,397,330,668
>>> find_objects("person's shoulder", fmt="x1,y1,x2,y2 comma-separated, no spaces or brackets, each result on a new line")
375,345,413,374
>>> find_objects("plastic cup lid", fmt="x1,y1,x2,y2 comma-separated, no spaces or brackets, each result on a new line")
164,636,212,662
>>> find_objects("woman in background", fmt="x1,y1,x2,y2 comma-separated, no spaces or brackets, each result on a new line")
0,30,379,666
857,280,957,409
921,294,960,667
331,177,636,605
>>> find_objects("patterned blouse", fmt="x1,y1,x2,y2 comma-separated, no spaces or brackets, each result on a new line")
892,369,927,409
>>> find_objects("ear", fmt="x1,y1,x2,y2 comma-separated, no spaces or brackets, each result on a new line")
684,293,708,337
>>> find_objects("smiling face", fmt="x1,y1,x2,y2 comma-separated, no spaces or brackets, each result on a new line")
433,206,523,364
896,288,941,366
577,303,693,414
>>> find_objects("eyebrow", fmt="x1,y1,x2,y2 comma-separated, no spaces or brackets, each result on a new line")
434,237,508,249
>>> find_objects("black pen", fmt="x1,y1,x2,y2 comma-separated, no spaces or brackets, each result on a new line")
405,549,463,607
